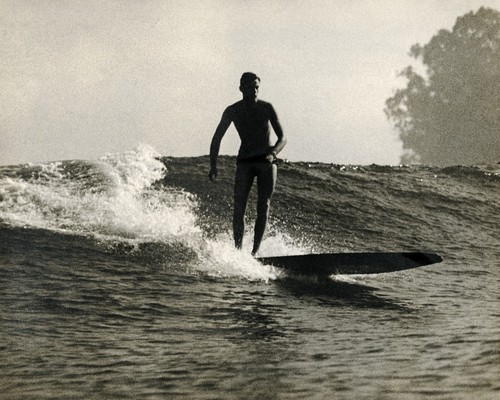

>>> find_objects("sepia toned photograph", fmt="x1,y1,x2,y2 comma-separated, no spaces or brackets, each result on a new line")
1,1,499,399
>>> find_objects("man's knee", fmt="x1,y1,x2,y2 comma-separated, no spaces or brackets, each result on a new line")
257,196,272,214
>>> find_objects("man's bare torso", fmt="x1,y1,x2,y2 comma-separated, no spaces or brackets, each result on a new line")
227,100,276,160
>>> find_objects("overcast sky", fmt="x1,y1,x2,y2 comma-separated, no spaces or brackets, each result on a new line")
1,0,499,166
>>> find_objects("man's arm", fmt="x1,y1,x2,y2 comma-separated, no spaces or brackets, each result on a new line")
209,108,232,181
269,105,287,159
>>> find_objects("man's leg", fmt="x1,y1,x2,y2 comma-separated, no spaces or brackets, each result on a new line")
233,164,255,249
252,163,277,255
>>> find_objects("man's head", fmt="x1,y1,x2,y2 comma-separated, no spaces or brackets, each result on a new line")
240,72,260,102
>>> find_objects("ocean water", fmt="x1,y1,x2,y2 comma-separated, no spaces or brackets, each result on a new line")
0,145,499,399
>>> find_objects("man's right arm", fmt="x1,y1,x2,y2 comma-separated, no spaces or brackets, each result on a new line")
209,107,232,181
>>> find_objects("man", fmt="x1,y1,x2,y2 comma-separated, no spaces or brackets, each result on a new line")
209,72,286,256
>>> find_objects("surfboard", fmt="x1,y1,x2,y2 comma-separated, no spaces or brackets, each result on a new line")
258,252,442,276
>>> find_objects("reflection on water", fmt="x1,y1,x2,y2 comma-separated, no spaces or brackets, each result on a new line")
1,224,499,399
277,276,412,311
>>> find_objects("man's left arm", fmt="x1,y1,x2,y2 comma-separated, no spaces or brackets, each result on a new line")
269,104,287,158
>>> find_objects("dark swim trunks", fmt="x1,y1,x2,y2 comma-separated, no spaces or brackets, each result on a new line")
237,154,274,164
234,157,277,201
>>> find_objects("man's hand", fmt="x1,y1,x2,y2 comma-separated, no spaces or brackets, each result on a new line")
265,151,277,163
208,165,218,181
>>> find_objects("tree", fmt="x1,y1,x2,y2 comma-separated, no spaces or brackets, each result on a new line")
385,7,500,165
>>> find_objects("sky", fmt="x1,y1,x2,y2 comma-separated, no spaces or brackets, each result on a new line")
1,0,499,166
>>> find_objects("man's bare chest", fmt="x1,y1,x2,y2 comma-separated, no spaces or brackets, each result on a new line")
232,103,270,126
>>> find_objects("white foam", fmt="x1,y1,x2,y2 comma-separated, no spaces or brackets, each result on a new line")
257,231,313,257
187,230,315,282
192,236,279,282
0,145,200,243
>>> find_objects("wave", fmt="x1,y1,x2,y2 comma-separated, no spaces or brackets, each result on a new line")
1,145,499,280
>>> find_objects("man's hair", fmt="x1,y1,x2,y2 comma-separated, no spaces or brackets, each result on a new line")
240,72,260,86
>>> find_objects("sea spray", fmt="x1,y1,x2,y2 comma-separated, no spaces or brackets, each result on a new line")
93,145,201,241
188,230,316,282
0,145,201,243
192,236,279,282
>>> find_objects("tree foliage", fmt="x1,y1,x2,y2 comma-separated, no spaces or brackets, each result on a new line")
385,7,500,165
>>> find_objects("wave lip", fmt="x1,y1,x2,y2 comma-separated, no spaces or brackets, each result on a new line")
0,145,200,243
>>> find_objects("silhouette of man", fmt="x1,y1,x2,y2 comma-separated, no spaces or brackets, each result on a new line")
209,72,286,255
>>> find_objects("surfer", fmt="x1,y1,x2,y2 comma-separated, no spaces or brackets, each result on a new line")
208,72,286,256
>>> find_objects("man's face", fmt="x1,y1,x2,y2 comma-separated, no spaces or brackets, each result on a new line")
240,79,260,102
